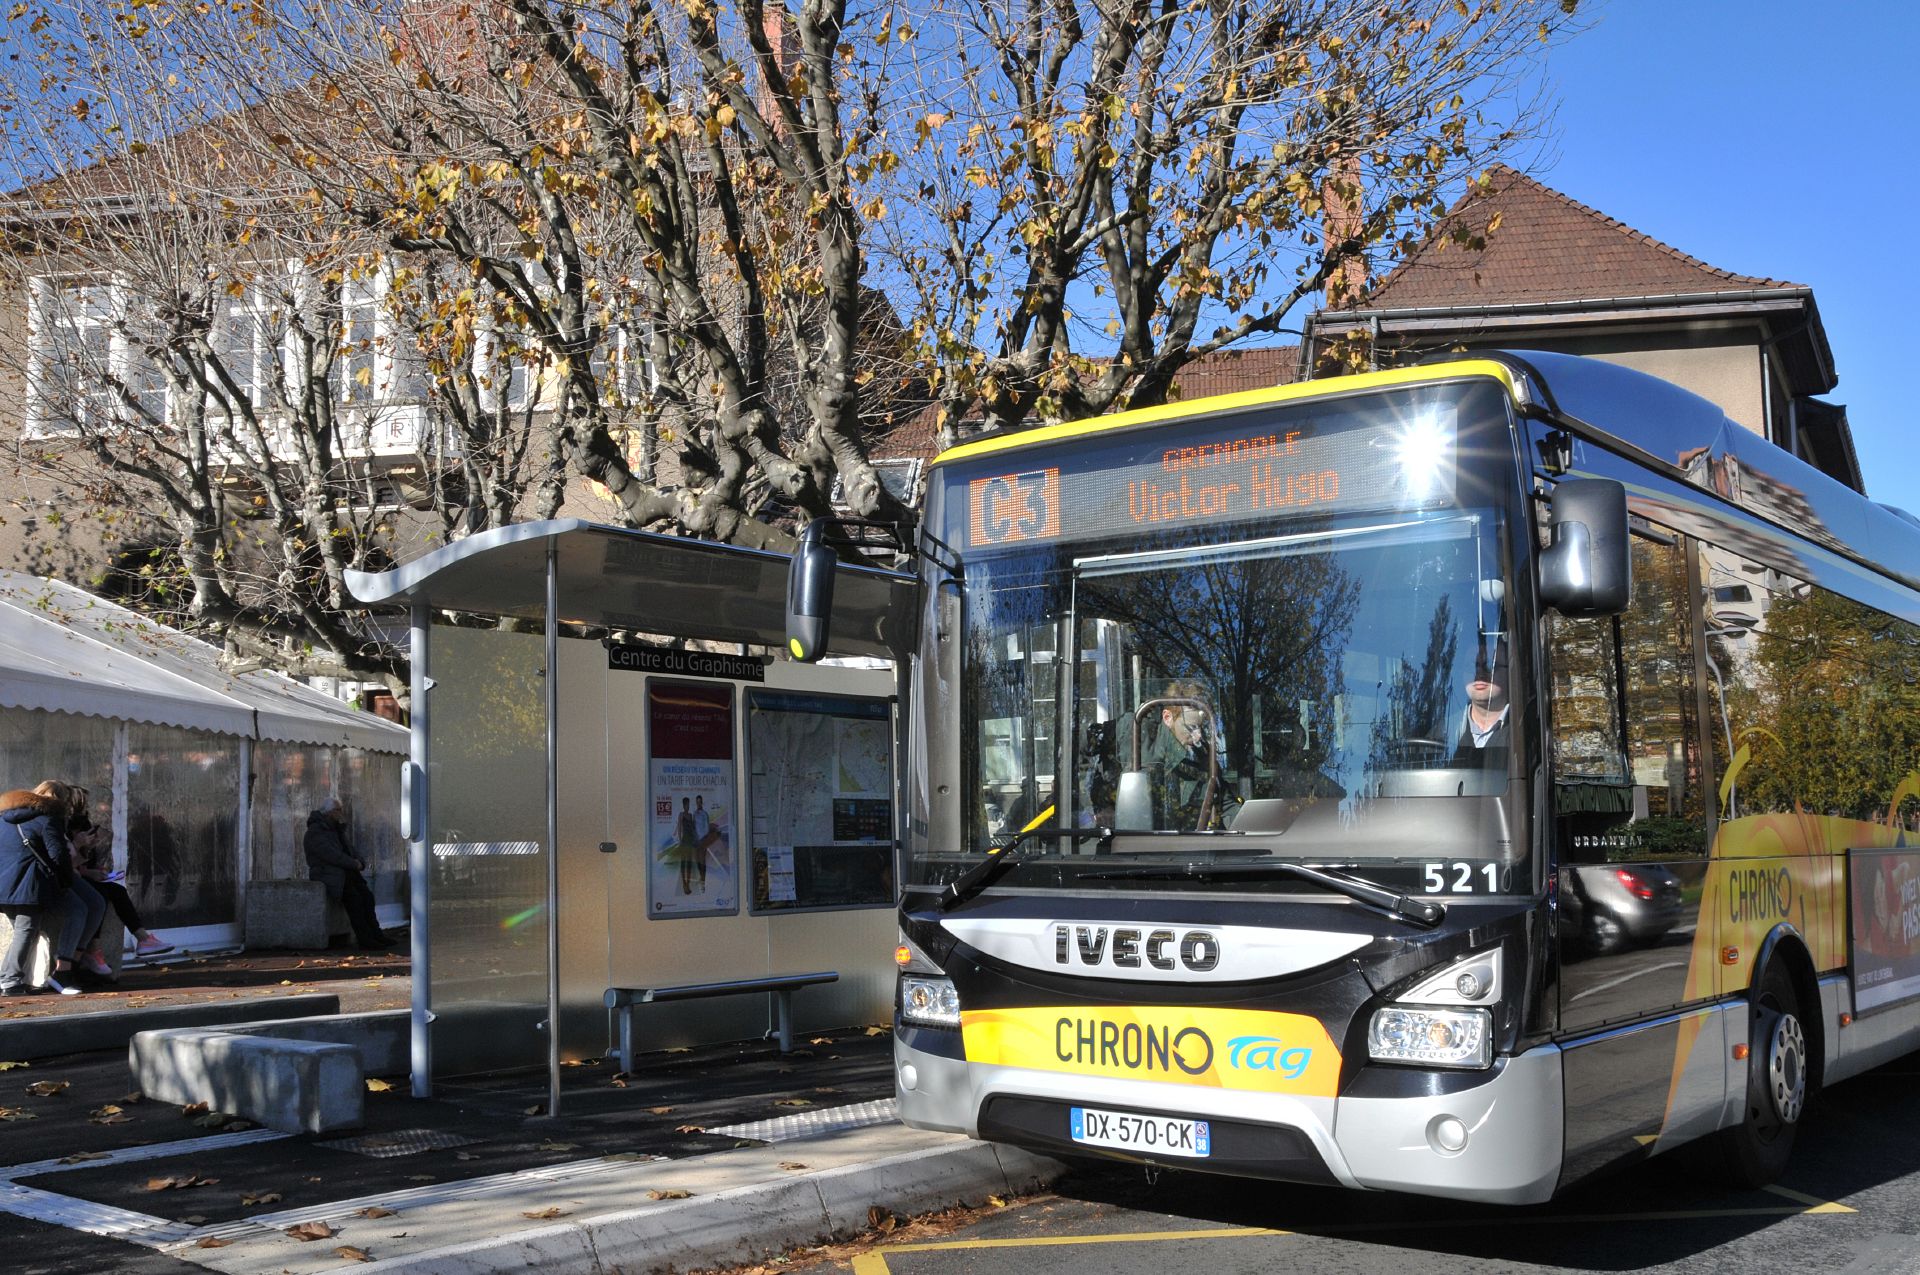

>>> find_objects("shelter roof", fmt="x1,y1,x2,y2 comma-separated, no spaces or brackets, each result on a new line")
0,572,408,752
344,520,911,661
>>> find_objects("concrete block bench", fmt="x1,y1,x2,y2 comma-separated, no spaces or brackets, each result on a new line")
130,1008,407,1134
243,879,352,949
0,904,126,986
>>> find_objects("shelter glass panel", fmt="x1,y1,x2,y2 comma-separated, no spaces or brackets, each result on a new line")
125,724,241,928
252,744,407,911
0,707,116,798
427,624,549,1076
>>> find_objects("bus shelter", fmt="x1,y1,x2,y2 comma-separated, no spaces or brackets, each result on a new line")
346,519,913,1111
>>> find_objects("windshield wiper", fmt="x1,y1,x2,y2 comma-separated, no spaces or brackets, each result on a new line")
1078,859,1446,927
938,826,1113,912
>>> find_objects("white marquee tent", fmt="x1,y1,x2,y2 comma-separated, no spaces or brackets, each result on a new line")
0,571,408,948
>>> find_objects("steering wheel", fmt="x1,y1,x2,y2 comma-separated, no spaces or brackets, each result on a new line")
1388,737,1447,765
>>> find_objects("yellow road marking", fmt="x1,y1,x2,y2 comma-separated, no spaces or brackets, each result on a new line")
849,1226,1286,1275
848,1190,1857,1273
1762,1184,1857,1213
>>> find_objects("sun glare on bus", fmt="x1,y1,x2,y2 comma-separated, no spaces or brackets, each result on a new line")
1393,414,1453,500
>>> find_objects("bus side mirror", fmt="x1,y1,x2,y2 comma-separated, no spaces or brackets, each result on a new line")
1539,478,1630,616
786,520,836,662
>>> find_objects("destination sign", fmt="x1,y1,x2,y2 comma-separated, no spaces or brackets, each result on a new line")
962,406,1457,549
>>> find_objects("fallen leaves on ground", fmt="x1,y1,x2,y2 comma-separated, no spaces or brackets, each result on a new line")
536,1142,576,1152
772,1098,812,1108
778,1161,809,1171
725,1195,1035,1275
646,1106,673,1115
673,1124,705,1134
118,1091,143,1104
334,1245,372,1262
521,1206,567,1219
0,1106,36,1121
88,1104,131,1125
863,1025,888,1036
180,1101,210,1118
988,1194,1008,1207
58,1151,109,1165
663,1046,690,1054
193,1237,232,1250
645,1188,692,1201
195,1111,232,1130
24,1080,69,1097
146,1175,218,1191
609,1074,629,1089
356,1206,396,1219
0,1061,27,1071
284,1220,335,1241
808,1036,835,1046
365,1078,394,1093
522,1104,544,1116
867,1205,898,1232
240,1191,282,1206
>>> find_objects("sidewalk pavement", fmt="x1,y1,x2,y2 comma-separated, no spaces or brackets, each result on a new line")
0,947,409,1024
2,1024,1061,1275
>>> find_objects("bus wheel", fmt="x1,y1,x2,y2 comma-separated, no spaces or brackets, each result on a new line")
1717,962,1807,1189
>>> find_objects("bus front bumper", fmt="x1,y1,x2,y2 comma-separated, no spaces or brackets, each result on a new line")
893,1036,1565,1205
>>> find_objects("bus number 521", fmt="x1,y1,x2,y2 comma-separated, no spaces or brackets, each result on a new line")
1424,862,1500,893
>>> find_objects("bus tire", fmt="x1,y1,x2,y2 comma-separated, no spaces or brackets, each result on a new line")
1717,961,1808,1189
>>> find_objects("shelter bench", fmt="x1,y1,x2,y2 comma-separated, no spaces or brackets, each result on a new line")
605,971,839,1073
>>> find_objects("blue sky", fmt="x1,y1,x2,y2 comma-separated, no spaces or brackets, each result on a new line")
1538,2,1920,504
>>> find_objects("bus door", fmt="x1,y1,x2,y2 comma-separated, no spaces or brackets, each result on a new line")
1551,525,1718,1177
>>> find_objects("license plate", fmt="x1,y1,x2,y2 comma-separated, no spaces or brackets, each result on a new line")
1069,1106,1210,1158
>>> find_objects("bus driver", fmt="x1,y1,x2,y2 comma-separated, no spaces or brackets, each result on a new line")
1455,636,1510,757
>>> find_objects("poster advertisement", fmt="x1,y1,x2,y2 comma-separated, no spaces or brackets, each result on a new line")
647,680,738,918
1849,846,1920,1014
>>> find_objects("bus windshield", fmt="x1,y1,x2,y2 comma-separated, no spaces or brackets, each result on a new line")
915,380,1531,898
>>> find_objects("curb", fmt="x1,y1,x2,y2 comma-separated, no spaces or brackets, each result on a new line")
0,993,342,1061
343,1139,1066,1274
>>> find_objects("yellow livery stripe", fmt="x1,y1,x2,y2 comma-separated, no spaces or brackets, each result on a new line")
931,362,1521,468
960,1005,1341,1098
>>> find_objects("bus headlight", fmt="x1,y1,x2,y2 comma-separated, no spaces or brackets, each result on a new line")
901,975,961,1027
1367,1006,1491,1069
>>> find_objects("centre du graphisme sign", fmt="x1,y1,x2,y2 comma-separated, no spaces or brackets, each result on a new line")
608,642,767,682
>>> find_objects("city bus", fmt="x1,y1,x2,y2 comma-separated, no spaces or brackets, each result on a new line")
788,350,1920,1203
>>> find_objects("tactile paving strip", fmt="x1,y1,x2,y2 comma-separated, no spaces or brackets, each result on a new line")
704,1097,898,1144
315,1128,482,1158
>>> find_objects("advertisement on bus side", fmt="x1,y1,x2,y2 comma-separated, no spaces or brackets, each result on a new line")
1849,846,1920,1015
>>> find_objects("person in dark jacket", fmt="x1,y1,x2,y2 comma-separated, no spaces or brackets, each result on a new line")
304,798,391,949
1,783,94,996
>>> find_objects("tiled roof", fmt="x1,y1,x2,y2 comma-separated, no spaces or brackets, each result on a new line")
873,346,1301,462
1361,165,1804,310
